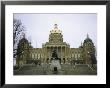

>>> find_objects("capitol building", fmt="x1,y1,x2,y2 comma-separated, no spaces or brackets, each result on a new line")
16,24,96,66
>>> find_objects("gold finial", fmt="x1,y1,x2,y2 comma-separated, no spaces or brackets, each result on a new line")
54,24,58,29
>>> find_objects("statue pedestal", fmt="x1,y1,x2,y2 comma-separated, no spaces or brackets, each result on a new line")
50,59,61,71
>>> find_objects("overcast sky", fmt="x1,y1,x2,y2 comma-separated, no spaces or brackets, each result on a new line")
14,13,97,48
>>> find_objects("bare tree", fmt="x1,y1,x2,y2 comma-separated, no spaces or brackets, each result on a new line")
13,19,25,58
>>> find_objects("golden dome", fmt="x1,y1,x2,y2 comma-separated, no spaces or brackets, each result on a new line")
50,24,62,33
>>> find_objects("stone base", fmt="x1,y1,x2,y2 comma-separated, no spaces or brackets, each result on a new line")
50,60,61,70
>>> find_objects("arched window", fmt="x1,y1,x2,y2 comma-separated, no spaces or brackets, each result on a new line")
72,54,74,58
78,54,80,58
32,54,34,59
35,54,37,59
38,54,40,59
30,53,32,58
75,54,77,60
41,54,42,58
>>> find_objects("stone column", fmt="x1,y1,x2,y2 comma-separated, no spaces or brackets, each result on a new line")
46,46,48,63
44,47,46,63
49,46,51,63
68,47,70,64
50,46,52,62
57,46,58,58
65,46,66,62
66,46,69,63
61,46,62,64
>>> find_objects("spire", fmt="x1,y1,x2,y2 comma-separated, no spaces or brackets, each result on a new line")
87,33,89,38
81,42,82,46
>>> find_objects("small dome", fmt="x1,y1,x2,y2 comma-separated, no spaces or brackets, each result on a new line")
84,38,92,43
84,34,92,43
50,24,62,33
19,38,29,44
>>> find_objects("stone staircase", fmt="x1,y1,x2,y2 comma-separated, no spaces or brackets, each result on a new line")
14,64,97,75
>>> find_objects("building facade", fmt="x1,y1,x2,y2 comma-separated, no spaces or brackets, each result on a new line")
16,24,96,66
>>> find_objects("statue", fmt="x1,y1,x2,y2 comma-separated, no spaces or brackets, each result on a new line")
52,50,58,60
50,49,61,71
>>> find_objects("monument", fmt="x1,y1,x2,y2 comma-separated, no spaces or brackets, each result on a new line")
50,50,61,71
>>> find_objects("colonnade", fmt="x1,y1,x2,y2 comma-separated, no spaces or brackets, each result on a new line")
43,45,69,63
